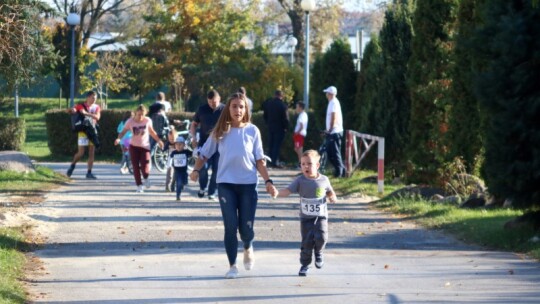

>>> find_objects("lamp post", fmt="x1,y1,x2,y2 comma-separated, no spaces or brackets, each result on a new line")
301,0,316,110
287,36,298,65
66,12,80,108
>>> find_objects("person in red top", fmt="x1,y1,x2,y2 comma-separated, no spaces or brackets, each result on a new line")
66,91,101,179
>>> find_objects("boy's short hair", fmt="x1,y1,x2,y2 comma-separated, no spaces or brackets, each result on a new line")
86,91,97,97
297,102,305,110
302,149,320,162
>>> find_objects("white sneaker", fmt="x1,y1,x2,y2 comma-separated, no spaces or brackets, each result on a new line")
144,178,150,189
136,185,144,193
243,246,254,270
225,265,238,279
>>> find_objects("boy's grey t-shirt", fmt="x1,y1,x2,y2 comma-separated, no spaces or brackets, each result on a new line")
286,174,334,219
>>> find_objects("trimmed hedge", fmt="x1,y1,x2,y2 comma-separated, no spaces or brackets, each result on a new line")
44,109,323,164
0,117,26,151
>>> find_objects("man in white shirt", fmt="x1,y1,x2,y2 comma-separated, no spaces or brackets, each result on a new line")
324,86,345,177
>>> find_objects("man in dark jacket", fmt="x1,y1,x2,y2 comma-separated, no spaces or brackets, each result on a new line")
262,90,289,168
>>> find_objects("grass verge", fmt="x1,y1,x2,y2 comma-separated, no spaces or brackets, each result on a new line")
0,166,69,195
0,228,27,304
330,170,540,260
0,166,67,303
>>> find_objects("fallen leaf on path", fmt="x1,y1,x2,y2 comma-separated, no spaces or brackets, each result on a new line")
356,232,365,236
384,264,390,269
508,269,514,275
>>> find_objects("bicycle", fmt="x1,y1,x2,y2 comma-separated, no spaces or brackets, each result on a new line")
151,119,197,173
318,131,329,174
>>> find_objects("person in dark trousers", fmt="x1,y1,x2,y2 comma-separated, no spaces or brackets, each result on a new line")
190,89,225,200
167,136,192,201
274,149,337,276
262,90,289,168
323,86,346,177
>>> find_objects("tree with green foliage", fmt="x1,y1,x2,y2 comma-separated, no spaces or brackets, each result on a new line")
406,0,460,186
0,1,57,93
141,0,262,107
471,0,540,209
446,0,485,174
376,0,414,172
353,35,383,136
310,38,357,129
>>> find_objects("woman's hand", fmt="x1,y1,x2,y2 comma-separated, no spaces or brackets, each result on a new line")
265,183,277,198
190,170,199,182
114,138,120,146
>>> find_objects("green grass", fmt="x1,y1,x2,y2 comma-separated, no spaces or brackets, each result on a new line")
0,228,27,304
0,166,68,194
375,197,540,260
1,97,134,161
329,169,403,198
330,170,540,260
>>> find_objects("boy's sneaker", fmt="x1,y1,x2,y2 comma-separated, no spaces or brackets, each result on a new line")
176,197,181,201
208,195,216,201
243,246,254,270
197,190,205,198
144,178,150,189
225,265,239,279
136,185,144,193
120,167,128,175
315,254,324,269
66,166,75,177
298,265,309,276
86,172,97,179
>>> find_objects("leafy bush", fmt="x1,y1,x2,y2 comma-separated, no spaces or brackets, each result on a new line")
45,110,195,157
44,109,324,163
0,117,26,151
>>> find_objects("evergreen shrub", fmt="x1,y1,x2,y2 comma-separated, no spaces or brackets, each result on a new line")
0,117,26,151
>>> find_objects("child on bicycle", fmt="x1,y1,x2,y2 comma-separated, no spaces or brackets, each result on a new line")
167,136,192,201
273,149,337,276
117,111,133,174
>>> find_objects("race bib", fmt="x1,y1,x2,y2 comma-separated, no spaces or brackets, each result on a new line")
300,197,327,217
173,154,187,167
78,136,89,146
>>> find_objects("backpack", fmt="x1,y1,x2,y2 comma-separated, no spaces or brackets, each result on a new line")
71,103,88,132
151,112,169,139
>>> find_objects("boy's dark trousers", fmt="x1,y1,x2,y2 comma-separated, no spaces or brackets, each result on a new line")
175,169,188,199
299,217,328,266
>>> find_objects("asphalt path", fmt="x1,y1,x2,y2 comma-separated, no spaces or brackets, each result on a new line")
25,163,540,303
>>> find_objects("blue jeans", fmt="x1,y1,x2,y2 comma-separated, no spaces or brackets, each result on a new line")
199,152,219,196
327,132,345,177
217,183,258,266
175,170,188,199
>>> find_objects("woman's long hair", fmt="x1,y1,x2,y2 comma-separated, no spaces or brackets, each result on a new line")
211,93,250,140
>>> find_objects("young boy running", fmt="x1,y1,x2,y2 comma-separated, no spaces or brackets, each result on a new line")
167,136,192,201
275,149,337,276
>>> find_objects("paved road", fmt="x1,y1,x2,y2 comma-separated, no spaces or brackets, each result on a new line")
25,163,540,303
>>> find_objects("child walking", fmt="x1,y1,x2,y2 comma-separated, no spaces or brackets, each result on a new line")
274,149,337,276
167,136,192,201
